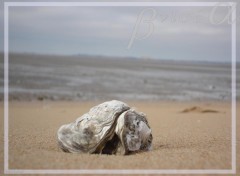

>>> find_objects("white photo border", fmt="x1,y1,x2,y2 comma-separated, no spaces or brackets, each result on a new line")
4,2,237,175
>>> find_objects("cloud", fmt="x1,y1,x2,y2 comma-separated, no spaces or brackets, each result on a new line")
5,5,236,62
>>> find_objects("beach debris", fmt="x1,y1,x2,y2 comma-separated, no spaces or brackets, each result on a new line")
57,100,152,155
180,106,219,113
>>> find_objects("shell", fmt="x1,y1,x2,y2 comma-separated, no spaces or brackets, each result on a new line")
57,100,130,153
57,100,152,155
115,109,152,155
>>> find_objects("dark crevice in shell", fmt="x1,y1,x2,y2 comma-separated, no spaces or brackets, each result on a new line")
101,133,120,155
91,108,129,154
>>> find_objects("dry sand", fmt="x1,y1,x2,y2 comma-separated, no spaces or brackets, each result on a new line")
0,101,239,175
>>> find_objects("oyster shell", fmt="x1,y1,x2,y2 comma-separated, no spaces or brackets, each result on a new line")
115,109,152,155
57,100,152,155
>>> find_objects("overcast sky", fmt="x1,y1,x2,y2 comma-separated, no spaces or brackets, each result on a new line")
4,5,236,62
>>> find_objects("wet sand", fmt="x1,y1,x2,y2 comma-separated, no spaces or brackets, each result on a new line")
0,53,237,101
0,101,239,175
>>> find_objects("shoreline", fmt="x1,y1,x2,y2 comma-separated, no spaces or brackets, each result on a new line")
0,53,235,102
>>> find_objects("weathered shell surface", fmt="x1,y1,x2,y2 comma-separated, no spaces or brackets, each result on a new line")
57,100,152,155
57,100,130,153
115,109,152,155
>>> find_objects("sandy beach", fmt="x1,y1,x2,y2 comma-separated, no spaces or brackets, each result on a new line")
0,53,239,175
0,100,239,176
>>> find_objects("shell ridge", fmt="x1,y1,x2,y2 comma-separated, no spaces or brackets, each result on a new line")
57,100,152,155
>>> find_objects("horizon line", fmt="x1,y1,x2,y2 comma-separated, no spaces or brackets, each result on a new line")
1,51,237,64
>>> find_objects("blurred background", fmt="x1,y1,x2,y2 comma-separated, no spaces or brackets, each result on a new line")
0,2,239,101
